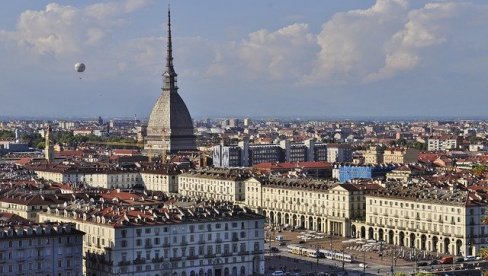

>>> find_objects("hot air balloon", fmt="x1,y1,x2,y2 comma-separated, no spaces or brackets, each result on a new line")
74,62,86,73
74,62,86,79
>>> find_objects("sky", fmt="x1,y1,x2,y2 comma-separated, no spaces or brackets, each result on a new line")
1,0,488,119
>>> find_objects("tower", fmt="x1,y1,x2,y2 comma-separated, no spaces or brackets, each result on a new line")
44,125,54,163
144,7,196,156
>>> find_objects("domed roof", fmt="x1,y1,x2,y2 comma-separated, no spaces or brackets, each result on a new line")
147,88,194,137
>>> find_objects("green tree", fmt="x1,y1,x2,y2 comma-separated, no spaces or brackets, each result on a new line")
0,130,15,140
473,164,488,176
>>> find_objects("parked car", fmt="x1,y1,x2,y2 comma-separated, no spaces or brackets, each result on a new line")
440,256,453,264
454,257,464,263
272,271,284,276
279,241,287,246
298,240,306,244
270,247,280,253
464,255,476,262
429,260,439,265
358,263,368,268
418,261,428,267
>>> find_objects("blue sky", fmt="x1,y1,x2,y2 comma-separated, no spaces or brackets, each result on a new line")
1,0,488,119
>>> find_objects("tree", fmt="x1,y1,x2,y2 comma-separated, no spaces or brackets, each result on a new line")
473,164,488,176
0,130,15,140
479,247,488,259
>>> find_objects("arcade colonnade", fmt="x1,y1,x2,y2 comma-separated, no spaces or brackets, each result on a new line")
263,210,349,237
351,222,472,256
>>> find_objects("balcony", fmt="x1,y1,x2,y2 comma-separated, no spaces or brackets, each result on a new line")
145,243,152,249
204,253,216,258
133,258,146,265
187,255,199,260
222,252,233,257
180,241,188,246
215,239,223,243
238,251,249,256
198,240,206,244
252,250,264,255
169,257,182,262
118,260,131,266
162,243,170,248
232,237,239,242
151,257,164,263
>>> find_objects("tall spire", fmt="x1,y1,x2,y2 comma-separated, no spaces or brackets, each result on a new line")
163,5,177,91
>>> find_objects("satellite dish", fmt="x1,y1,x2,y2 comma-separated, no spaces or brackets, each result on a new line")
74,62,86,73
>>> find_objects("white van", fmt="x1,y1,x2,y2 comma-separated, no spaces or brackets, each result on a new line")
275,235,284,241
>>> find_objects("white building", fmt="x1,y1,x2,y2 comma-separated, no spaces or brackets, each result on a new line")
327,144,353,163
178,168,251,202
427,136,459,151
39,202,265,276
30,163,181,192
0,222,84,276
245,177,373,237
351,185,488,257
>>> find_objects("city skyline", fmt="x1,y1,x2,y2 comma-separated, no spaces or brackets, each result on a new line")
1,0,488,119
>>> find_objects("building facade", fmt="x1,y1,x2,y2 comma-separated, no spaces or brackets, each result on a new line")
327,144,353,163
332,164,396,183
212,140,328,168
178,168,251,202
39,202,265,276
0,222,84,276
245,177,373,237
382,148,419,164
427,136,460,151
351,185,487,257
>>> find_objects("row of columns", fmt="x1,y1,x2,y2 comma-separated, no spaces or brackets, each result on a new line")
352,223,469,256
263,210,348,237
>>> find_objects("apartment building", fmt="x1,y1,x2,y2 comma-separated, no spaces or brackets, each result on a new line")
351,185,488,257
212,139,328,167
382,148,419,164
39,202,265,276
363,146,384,165
0,192,72,222
245,177,378,237
30,163,182,192
427,136,460,151
0,222,84,276
327,144,353,163
178,168,252,202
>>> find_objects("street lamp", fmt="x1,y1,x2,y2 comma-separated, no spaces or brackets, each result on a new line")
379,239,384,261
390,244,395,276
363,250,366,276
341,243,345,272
330,229,334,252
315,244,321,268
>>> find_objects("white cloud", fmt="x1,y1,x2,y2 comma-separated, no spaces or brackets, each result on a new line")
304,0,409,84
0,0,150,57
205,23,317,82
